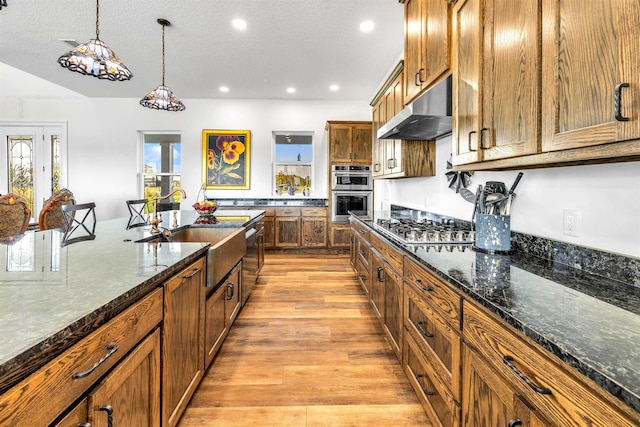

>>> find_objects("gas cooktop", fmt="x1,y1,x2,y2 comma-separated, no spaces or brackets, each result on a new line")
373,217,475,251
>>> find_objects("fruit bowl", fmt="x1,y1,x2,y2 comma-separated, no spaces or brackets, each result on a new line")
193,201,217,215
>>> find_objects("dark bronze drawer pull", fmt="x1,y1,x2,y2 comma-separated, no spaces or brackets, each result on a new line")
182,267,201,279
99,405,113,427
614,82,630,121
416,374,434,395
376,266,384,282
508,419,523,427
415,279,433,292
227,282,235,300
78,423,92,427
468,130,477,152
416,321,434,338
503,355,552,395
72,345,119,379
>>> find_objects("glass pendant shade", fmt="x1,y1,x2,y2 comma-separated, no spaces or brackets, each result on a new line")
140,85,185,111
140,18,185,111
57,38,133,81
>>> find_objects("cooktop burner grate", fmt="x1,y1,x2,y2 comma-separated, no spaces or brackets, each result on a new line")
374,217,475,248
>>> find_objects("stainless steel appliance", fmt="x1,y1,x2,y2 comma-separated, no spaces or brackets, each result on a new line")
377,74,452,141
332,191,373,223
331,165,373,223
373,217,475,251
331,165,373,191
242,218,264,305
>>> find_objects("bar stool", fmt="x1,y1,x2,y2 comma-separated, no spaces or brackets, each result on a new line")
39,188,75,230
0,193,31,242
61,202,96,246
125,198,148,229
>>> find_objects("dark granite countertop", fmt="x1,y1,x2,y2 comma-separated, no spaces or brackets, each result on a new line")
0,209,263,394
211,197,327,207
352,210,640,414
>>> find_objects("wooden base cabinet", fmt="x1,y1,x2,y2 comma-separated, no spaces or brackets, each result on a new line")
463,301,640,427
330,223,351,248
0,288,163,427
163,257,206,427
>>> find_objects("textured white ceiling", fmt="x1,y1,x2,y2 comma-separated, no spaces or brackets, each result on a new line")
0,0,404,101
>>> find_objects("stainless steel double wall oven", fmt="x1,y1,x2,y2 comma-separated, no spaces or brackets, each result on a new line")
331,165,373,223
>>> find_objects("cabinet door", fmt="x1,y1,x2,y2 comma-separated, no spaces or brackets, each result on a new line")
329,124,353,163
352,124,373,164
370,250,385,320
88,329,161,427
330,224,351,248
372,100,386,176
542,0,640,152
224,263,242,327
424,0,451,88
452,0,483,165
262,216,275,248
462,344,519,427
405,0,426,103
383,266,403,361
480,0,540,161
302,217,327,247
275,217,300,247
163,258,205,427
205,283,228,369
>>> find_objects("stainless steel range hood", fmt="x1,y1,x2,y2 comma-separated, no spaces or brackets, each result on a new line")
377,74,452,140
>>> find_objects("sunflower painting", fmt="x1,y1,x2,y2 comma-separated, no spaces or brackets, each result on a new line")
202,129,250,189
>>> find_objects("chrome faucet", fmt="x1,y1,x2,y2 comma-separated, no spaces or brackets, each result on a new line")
149,188,187,234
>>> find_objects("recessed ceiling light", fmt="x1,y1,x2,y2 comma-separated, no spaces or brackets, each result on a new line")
219,86,229,93
329,84,339,92
232,19,247,30
286,87,296,94
360,21,374,32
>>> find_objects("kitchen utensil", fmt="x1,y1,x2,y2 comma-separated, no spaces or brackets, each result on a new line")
471,184,483,229
484,181,507,196
485,193,508,214
500,172,524,215
460,187,477,203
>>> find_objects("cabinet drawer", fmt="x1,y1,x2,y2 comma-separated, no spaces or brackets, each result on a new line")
262,208,275,217
370,233,403,274
301,207,326,217
350,218,370,240
404,256,461,330
0,288,163,426
404,332,461,427
356,234,371,271
276,207,301,217
405,281,462,402
463,301,640,427
356,257,370,296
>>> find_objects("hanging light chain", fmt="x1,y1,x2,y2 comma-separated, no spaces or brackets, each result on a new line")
161,22,166,85
95,0,100,40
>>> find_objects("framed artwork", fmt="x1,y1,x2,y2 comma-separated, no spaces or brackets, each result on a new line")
202,129,250,189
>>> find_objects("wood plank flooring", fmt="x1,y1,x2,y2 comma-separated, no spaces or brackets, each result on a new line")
178,253,430,426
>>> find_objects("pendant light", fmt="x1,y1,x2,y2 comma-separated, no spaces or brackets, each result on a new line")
140,19,185,111
57,0,133,81
0,1,8,11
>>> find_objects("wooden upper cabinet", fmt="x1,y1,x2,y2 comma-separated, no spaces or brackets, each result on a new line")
404,0,451,105
327,121,372,165
452,0,541,167
541,0,640,152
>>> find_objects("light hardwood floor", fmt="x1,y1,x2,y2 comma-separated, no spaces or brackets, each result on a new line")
178,253,430,426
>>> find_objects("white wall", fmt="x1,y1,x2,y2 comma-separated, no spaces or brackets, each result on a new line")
375,136,640,257
1,63,370,219
2,63,639,258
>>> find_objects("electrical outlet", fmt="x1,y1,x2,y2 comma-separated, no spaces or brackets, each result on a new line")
563,209,579,237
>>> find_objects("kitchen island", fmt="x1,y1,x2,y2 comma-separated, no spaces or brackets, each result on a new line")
0,209,263,395
350,208,640,424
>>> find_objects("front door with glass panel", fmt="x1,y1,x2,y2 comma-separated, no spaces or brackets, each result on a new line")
0,124,67,222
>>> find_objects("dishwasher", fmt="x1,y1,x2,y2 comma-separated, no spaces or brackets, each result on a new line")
242,219,264,306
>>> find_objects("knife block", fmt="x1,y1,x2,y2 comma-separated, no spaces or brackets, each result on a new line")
474,214,511,253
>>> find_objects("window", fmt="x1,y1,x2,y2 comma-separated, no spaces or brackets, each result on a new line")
273,131,313,196
142,132,181,209
1,124,66,221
